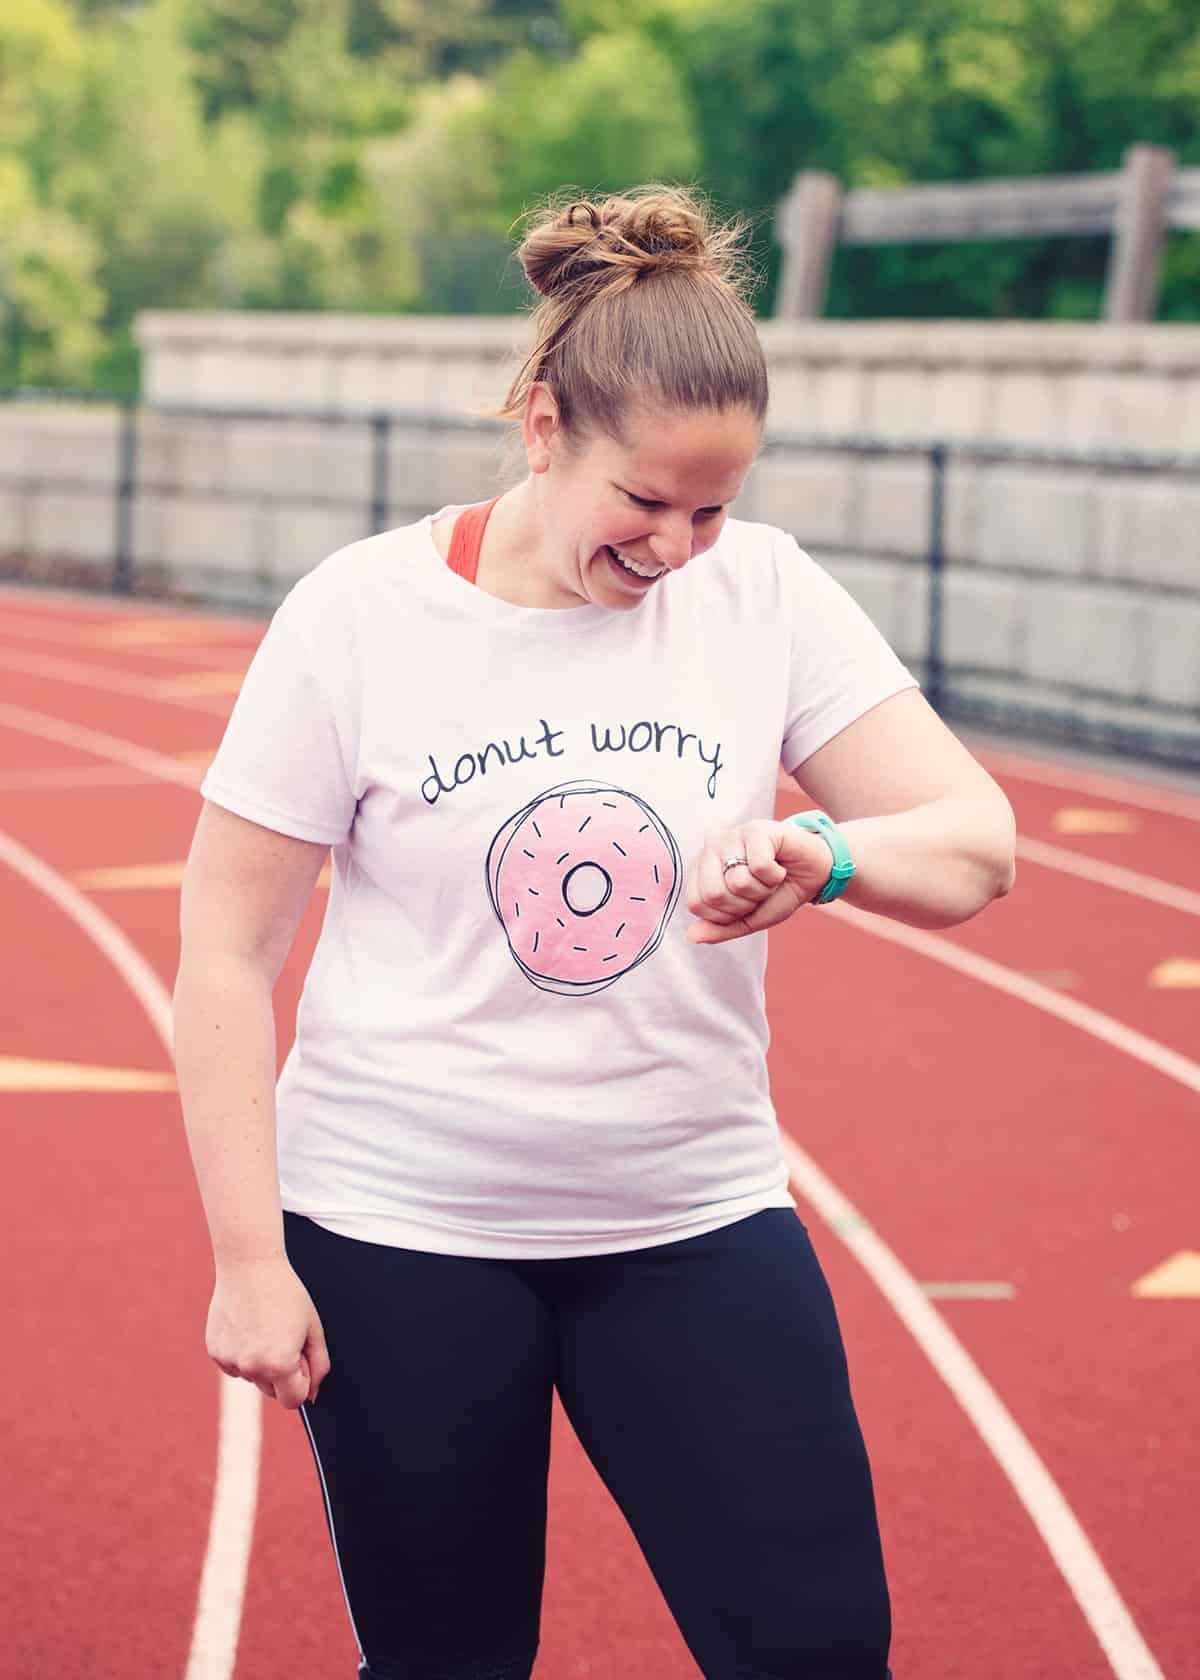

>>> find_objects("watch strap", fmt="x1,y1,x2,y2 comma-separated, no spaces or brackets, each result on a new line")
789,810,855,904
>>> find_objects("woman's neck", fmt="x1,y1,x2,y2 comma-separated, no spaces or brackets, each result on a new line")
474,480,581,610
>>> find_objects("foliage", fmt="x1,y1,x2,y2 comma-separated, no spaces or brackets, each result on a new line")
364,31,698,312
0,0,102,382
563,0,1200,318
2,0,1197,389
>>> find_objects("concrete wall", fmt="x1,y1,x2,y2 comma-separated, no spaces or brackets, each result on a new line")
136,311,1200,453
2,312,1199,755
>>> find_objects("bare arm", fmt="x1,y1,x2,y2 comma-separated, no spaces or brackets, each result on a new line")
689,690,1016,945
173,802,329,1270
789,688,1017,929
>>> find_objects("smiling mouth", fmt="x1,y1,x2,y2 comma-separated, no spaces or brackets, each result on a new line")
604,545,665,583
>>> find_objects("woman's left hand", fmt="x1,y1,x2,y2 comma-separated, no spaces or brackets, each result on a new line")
685,818,835,945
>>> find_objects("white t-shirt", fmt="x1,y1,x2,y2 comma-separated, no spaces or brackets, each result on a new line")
200,508,919,1257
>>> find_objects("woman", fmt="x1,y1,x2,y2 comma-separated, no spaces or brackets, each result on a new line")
174,184,1016,1680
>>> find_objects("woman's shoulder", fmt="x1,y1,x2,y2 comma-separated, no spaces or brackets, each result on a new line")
721,516,838,590
701,516,811,592
279,515,436,623
720,515,791,553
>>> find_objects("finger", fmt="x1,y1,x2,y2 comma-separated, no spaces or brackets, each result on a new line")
716,859,773,909
698,830,763,911
686,849,744,925
691,825,783,926
743,822,788,886
305,1341,331,1393
687,913,754,945
272,1356,312,1412
687,881,805,944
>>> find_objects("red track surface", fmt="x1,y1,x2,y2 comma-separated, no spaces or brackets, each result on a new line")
1,585,1196,1680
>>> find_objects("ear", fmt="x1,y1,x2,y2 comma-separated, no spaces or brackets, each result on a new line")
522,383,560,475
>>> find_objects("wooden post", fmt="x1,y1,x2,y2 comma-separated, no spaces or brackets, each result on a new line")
775,171,843,319
1105,144,1175,322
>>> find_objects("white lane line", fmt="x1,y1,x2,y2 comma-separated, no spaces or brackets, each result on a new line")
0,702,204,790
921,1282,1016,1300
791,899,1200,1679
3,649,234,716
0,826,259,1680
782,1131,1164,1680
1015,836,1200,918
830,901,1200,1096
979,749,1200,823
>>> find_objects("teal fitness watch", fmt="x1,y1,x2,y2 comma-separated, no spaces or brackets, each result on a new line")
790,810,856,905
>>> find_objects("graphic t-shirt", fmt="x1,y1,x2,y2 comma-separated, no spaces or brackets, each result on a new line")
199,508,919,1257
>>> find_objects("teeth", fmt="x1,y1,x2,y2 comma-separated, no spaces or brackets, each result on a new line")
612,548,664,580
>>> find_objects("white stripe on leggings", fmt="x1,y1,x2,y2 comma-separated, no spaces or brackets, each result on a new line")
299,1402,369,1672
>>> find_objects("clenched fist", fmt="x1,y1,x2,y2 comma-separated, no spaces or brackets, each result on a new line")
686,817,835,945
207,1256,331,1410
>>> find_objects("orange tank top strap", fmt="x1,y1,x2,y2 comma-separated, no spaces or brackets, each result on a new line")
446,495,502,585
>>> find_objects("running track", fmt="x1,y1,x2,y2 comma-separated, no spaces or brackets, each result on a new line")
2,585,1196,1680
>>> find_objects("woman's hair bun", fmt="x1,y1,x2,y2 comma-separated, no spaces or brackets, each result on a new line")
487,181,767,440
518,185,725,301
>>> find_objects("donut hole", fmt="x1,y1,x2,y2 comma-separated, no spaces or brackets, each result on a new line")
562,861,613,918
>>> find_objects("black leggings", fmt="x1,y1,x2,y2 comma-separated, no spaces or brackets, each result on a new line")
283,1207,892,1680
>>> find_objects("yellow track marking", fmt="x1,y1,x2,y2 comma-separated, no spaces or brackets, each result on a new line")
1132,1252,1200,1298
1148,958,1200,988
159,671,247,695
74,862,186,889
73,861,331,890
0,1055,175,1092
1051,807,1140,835
99,621,248,646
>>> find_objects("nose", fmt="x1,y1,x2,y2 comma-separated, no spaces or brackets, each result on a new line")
648,519,693,572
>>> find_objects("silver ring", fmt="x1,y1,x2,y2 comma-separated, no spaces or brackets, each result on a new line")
722,856,748,874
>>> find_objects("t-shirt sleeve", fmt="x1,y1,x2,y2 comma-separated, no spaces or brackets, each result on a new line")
199,595,358,846
778,532,920,774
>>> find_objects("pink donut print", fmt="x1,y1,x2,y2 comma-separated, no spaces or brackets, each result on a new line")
486,780,681,996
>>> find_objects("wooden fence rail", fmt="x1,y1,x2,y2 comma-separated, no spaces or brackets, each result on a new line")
776,143,1194,322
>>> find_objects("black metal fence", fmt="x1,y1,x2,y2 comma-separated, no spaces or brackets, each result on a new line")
3,387,1199,769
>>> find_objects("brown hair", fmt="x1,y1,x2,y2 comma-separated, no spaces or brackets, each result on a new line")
491,184,768,446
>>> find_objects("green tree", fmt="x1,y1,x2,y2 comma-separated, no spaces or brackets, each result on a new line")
363,74,516,312
366,32,699,312
492,31,699,209
54,1,229,332
0,0,108,382
0,156,105,384
180,0,544,119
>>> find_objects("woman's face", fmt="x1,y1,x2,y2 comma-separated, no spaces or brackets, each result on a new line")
524,391,763,611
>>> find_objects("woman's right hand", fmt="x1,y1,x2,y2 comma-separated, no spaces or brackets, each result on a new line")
206,1258,331,1410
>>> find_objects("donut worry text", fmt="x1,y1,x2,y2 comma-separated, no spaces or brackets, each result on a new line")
420,716,725,806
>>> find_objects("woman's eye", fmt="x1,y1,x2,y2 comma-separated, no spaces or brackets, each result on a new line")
624,492,723,517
